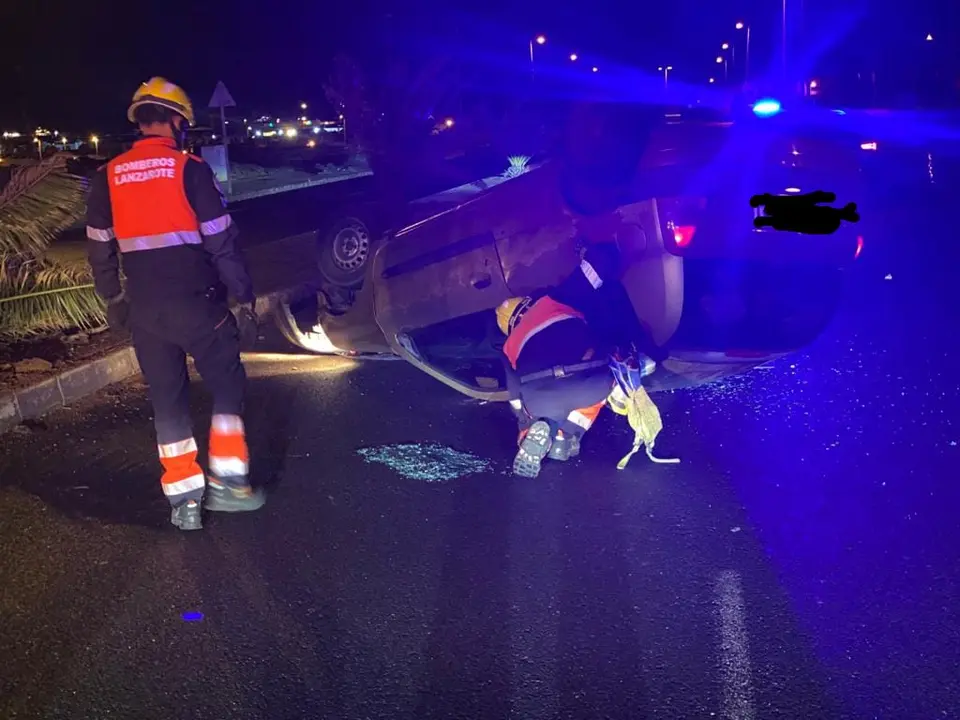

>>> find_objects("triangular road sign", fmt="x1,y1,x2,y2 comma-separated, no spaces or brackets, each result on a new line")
209,81,237,108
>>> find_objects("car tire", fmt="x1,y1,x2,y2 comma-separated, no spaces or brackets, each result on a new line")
317,214,377,289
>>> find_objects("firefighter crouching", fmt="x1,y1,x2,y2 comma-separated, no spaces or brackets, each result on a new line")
496,242,665,478
85,77,265,530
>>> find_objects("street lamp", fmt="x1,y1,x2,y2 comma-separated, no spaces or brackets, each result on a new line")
300,102,307,110
444,117,454,128
708,77,715,84
592,66,599,73
569,53,578,61
716,55,728,81
529,34,546,64
658,65,673,90
926,33,933,41
91,135,99,156
722,41,735,68
529,34,546,82
736,21,752,83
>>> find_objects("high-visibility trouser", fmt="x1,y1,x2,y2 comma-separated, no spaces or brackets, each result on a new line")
157,413,248,505
513,398,606,445
158,437,206,505
207,413,250,488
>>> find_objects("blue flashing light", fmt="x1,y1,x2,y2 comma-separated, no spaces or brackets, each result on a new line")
182,611,204,622
752,98,782,117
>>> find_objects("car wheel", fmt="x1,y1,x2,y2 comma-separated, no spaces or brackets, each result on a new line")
318,215,375,289
273,284,345,356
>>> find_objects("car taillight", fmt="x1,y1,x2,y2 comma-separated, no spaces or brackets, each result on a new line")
671,224,696,248
855,235,864,259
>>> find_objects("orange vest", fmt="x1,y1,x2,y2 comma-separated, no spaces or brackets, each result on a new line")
503,296,584,369
106,137,201,254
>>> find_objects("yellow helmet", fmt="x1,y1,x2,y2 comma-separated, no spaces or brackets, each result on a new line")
496,296,533,336
127,77,196,127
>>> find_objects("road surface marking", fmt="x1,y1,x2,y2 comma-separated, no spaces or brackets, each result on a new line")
715,570,756,720
507,490,562,720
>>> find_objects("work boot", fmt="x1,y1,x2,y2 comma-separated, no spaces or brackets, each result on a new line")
547,433,581,461
513,420,554,478
204,477,266,513
171,499,203,531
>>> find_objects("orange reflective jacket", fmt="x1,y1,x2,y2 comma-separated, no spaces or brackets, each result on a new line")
106,137,201,253
503,296,584,369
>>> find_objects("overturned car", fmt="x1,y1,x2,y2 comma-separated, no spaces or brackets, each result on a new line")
277,99,864,400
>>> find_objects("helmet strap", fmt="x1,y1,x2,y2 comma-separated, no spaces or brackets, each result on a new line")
171,116,187,150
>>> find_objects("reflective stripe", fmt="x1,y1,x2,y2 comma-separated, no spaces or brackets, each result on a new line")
161,472,206,497
117,230,202,253
158,437,198,458
512,314,580,360
200,214,233,236
567,410,596,430
509,398,523,410
86,226,116,242
209,456,249,477
211,414,244,434
580,259,603,289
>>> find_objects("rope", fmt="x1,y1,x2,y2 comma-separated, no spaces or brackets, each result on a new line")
616,385,680,469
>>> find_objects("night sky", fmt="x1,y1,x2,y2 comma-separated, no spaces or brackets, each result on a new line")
0,0,953,132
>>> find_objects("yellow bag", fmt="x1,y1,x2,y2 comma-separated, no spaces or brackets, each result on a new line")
616,385,680,469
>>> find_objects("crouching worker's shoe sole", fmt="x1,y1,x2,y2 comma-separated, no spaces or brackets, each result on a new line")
204,482,266,513
513,421,553,478
171,499,203,531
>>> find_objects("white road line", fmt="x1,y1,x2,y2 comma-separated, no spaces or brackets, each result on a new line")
715,570,756,720
507,498,562,720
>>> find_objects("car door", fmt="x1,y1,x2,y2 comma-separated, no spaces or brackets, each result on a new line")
372,187,513,400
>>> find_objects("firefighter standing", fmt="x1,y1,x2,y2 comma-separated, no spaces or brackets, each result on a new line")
496,242,664,478
86,78,265,530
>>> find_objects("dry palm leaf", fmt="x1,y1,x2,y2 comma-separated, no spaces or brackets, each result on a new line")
0,154,86,260
0,255,105,338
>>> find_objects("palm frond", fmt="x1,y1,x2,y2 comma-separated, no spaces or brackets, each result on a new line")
504,155,532,178
0,255,105,339
0,154,87,260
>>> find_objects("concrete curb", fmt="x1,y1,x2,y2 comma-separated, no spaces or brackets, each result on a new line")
0,287,296,437
0,347,140,435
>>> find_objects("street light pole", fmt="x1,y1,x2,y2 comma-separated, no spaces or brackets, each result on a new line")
658,66,673,90
736,22,751,84
716,56,728,82
782,0,788,81
529,35,546,81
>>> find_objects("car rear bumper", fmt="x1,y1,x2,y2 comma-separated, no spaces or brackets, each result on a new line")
670,256,846,355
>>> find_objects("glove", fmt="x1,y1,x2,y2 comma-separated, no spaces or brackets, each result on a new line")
232,302,258,350
105,294,130,333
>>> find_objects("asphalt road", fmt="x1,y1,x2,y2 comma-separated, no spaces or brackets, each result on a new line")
3,167,960,719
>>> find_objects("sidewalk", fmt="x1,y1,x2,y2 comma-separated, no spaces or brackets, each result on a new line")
1,231,321,435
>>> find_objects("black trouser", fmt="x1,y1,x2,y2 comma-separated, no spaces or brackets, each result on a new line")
515,366,613,439
130,296,245,446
